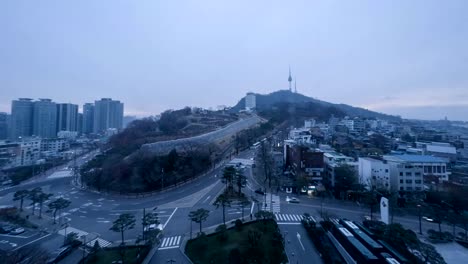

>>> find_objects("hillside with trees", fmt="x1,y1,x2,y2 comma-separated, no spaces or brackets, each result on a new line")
232,90,400,121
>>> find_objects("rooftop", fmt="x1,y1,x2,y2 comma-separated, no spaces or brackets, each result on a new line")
384,154,448,163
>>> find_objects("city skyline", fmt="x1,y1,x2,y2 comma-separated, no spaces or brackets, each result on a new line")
1,1,468,120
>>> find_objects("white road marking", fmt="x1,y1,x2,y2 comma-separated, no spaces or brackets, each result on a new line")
163,207,178,229
297,232,305,251
202,195,211,203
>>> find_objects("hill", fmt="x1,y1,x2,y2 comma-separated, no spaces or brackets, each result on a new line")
231,90,400,121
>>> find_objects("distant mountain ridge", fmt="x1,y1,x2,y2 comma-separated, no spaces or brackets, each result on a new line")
231,90,400,121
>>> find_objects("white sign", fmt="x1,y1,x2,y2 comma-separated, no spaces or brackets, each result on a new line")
380,197,389,224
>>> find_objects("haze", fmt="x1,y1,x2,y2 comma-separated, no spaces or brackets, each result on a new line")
1,0,467,120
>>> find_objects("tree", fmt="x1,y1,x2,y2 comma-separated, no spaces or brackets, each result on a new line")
361,191,379,220
64,232,79,246
188,208,210,235
36,192,52,219
235,170,247,197
426,204,445,234
214,193,231,225
27,187,42,216
48,198,71,224
239,197,251,220
142,211,159,244
110,213,136,245
222,166,236,190
333,165,358,199
13,190,29,212
254,210,275,222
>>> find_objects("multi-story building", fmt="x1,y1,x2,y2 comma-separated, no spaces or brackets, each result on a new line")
9,98,34,140
93,98,124,134
82,103,95,134
304,119,316,129
245,92,256,111
322,150,357,188
0,142,20,168
0,112,8,140
40,138,69,153
57,103,78,132
33,99,57,138
288,128,315,145
358,157,391,190
383,154,450,186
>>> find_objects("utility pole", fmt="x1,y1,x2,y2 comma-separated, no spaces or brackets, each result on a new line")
142,208,146,243
161,168,164,190
81,235,87,262
417,204,422,235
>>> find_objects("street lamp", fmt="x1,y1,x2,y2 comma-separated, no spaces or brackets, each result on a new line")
417,204,422,235
81,235,87,262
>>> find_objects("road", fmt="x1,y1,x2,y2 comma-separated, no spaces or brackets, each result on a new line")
1,145,464,263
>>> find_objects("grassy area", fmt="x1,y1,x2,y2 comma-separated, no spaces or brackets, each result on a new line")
186,220,287,264
84,246,149,264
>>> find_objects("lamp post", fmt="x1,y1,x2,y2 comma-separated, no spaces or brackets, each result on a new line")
417,204,422,235
81,235,87,262
161,168,164,190
63,222,69,245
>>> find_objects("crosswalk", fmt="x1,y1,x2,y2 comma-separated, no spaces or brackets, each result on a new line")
275,213,304,222
158,236,181,250
262,193,281,213
57,226,112,248
87,237,112,248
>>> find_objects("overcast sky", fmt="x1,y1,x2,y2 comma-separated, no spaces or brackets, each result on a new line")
1,0,467,120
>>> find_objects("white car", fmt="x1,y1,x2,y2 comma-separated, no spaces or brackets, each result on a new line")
10,227,25,235
422,216,434,222
144,224,163,232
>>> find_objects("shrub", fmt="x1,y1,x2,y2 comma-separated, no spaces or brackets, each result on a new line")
235,219,243,231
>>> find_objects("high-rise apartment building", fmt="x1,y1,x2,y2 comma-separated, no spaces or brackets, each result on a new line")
57,103,78,132
245,92,256,110
33,99,57,138
93,98,124,133
0,112,8,140
82,103,94,134
9,98,34,140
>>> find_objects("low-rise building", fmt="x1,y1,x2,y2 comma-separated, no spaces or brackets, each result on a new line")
322,150,357,188
358,157,391,190
383,154,450,186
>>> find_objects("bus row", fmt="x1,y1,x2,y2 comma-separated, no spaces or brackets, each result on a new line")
329,219,408,264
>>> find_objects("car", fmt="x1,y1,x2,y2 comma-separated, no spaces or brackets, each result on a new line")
289,197,300,203
46,246,73,264
10,227,25,235
423,216,434,222
255,189,265,195
144,223,163,232
0,225,16,234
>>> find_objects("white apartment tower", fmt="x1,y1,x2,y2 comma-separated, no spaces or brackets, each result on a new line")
245,93,256,111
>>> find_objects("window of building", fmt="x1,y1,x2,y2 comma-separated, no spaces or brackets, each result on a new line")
415,172,421,176
437,166,441,173
415,187,422,191
400,172,403,176
400,187,404,190
406,172,412,176
400,179,403,183
415,180,422,184
385,169,388,173
428,166,433,173
442,166,446,173
406,179,412,184
406,187,413,191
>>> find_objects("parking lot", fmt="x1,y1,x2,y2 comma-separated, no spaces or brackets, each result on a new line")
0,227,48,251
